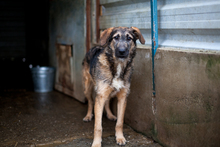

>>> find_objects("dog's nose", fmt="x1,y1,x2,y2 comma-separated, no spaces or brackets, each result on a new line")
118,48,126,55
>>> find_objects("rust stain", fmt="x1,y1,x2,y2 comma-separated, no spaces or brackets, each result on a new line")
56,44,74,92
153,40,156,47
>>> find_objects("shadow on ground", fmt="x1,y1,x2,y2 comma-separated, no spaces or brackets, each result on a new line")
0,91,161,147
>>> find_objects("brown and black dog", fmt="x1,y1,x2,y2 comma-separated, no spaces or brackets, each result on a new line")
82,27,145,147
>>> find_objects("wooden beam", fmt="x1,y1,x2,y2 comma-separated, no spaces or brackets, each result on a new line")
96,0,100,44
86,0,91,52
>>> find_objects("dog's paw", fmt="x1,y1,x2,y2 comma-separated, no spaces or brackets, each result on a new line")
116,137,126,146
107,114,117,121
83,114,93,122
91,142,101,147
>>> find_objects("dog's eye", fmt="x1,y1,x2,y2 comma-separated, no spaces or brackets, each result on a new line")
114,35,119,40
127,36,132,41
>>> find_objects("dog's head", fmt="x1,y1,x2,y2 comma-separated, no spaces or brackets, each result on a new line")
100,27,145,59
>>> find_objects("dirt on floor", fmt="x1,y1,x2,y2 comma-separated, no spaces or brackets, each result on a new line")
0,90,161,147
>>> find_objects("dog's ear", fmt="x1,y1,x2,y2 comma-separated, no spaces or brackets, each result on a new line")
130,27,145,44
100,27,114,46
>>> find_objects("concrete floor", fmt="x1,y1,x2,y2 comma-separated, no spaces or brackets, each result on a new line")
0,90,161,147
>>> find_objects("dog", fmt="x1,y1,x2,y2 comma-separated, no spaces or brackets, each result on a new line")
82,27,145,147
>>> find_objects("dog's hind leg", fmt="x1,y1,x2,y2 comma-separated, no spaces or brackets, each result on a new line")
83,71,94,122
105,99,117,121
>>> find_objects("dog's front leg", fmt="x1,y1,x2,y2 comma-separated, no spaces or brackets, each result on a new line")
115,88,128,145
92,86,112,147
92,96,105,147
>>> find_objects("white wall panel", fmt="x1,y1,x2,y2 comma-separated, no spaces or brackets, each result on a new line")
100,0,220,50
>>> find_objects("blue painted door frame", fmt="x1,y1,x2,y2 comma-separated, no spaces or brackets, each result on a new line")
151,0,158,97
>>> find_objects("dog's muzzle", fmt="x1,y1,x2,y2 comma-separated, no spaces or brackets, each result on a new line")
116,47,129,58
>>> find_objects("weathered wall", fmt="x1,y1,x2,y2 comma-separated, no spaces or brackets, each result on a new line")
49,0,86,102
154,49,220,147
125,48,154,135
114,48,220,147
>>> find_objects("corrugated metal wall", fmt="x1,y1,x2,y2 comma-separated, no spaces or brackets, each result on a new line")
100,0,220,51
0,0,26,58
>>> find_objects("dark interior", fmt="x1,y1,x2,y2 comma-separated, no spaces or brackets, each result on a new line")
0,0,49,91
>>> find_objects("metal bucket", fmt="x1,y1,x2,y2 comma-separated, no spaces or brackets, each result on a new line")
31,66,55,92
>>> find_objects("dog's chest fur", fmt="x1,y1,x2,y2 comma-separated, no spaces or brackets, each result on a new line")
111,64,124,91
